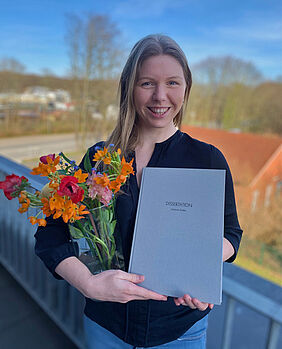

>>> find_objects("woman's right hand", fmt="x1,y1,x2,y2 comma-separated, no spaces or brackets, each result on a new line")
84,269,168,303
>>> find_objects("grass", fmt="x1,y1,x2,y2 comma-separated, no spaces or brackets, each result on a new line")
235,255,282,286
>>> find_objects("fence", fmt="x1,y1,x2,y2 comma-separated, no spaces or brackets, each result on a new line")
0,154,281,349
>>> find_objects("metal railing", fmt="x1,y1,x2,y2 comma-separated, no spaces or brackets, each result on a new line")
0,155,281,349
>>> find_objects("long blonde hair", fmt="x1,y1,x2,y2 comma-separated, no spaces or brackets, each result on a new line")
107,34,192,156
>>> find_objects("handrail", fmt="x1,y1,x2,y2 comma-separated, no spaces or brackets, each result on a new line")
0,154,281,349
223,277,282,324
0,155,48,188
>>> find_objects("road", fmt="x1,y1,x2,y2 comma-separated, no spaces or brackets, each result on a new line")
0,133,96,163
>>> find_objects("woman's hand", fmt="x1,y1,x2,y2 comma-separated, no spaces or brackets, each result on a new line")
174,294,214,311
84,269,168,303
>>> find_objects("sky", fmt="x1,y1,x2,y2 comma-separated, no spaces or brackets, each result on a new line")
0,0,281,80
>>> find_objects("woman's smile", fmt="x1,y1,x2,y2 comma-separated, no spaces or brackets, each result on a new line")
147,106,171,118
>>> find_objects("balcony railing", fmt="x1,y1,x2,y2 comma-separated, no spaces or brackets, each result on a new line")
0,155,281,349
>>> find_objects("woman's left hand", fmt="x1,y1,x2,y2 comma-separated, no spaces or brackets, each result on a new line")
174,294,214,311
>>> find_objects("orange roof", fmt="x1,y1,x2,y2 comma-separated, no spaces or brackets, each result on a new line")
181,125,282,186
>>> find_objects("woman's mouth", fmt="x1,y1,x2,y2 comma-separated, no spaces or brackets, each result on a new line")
147,107,170,118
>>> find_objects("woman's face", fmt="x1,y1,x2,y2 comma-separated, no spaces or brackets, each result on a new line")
134,54,186,131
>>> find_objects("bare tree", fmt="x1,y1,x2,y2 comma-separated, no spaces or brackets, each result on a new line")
65,13,123,149
192,56,263,86
0,57,26,73
187,56,264,128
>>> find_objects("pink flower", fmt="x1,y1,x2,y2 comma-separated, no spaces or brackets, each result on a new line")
87,172,112,206
40,154,56,164
0,174,27,200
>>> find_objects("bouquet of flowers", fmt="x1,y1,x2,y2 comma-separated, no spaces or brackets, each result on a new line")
0,146,134,273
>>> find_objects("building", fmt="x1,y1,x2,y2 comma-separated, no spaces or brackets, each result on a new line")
181,125,282,211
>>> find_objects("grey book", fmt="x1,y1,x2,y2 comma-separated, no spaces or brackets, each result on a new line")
128,167,226,305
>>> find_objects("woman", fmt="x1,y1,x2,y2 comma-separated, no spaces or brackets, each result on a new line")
35,34,243,348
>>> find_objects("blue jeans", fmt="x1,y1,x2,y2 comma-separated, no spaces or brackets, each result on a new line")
84,314,208,349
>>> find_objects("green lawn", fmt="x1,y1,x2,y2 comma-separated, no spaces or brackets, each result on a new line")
235,255,282,286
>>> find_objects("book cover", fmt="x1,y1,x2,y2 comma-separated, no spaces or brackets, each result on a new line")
128,167,225,305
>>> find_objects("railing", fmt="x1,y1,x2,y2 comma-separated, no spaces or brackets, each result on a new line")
0,155,281,349
0,156,86,349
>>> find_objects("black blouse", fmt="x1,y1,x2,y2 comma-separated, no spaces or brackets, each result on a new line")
35,130,243,347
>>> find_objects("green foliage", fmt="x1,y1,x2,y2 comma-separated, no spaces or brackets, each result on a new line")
185,81,282,136
69,224,85,239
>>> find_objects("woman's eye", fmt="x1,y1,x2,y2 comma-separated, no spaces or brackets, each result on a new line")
168,81,178,86
141,81,153,87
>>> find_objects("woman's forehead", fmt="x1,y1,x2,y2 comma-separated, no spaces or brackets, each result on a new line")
137,54,184,79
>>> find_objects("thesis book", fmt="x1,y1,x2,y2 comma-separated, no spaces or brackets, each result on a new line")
128,167,226,305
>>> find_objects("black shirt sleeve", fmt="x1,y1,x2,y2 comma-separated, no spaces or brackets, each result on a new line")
34,216,77,279
210,145,243,262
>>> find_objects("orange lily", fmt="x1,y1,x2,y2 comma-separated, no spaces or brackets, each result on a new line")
74,169,88,183
109,180,121,193
49,193,65,211
121,157,134,176
31,163,50,177
29,216,37,225
18,198,30,213
37,218,47,227
18,191,27,203
93,147,112,164
41,197,53,217
73,204,90,220
94,173,110,187
116,174,127,184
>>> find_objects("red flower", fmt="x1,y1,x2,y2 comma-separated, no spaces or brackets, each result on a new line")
57,176,84,203
0,174,27,200
40,154,56,164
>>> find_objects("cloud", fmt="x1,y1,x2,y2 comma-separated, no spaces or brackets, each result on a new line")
113,0,189,18
214,16,282,42
177,33,282,79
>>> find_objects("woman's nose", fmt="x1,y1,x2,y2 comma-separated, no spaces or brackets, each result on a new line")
152,84,167,102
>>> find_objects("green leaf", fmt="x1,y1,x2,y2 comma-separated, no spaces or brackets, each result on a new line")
108,210,113,222
109,221,116,235
83,149,93,174
68,224,85,239
60,152,73,164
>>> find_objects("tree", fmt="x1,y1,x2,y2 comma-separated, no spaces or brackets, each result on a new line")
65,13,123,149
187,56,264,128
247,82,282,135
192,56,263,86
0,57,26,73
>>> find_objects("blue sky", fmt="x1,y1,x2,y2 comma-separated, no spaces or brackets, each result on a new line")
0,0,281,79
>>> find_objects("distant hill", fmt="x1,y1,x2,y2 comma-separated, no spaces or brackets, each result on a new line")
0,71,119,102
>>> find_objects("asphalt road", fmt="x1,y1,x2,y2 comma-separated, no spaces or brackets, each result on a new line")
0,133,95,163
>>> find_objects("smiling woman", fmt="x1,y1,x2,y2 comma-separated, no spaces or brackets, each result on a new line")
34,34,242,349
